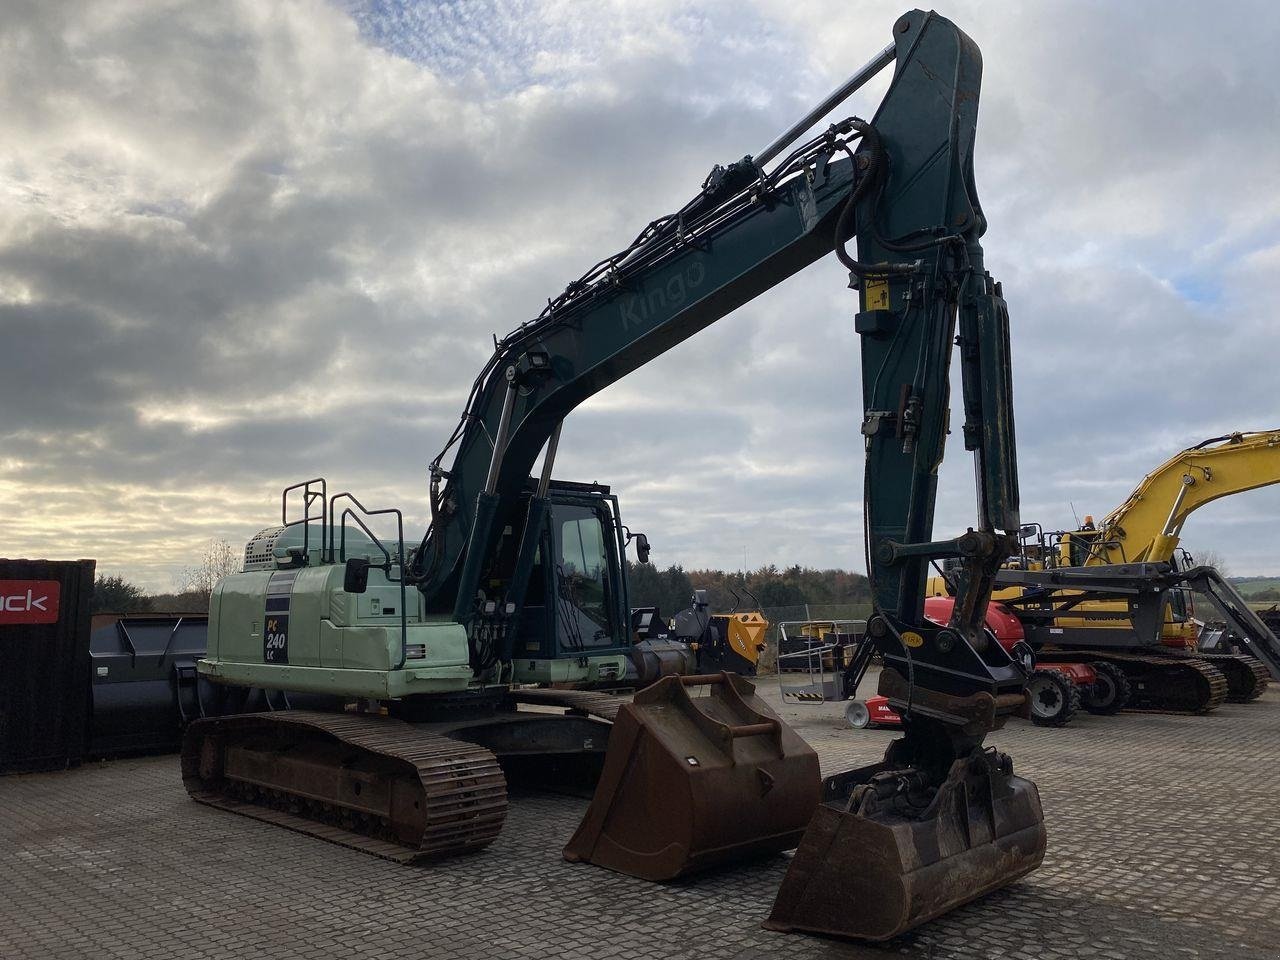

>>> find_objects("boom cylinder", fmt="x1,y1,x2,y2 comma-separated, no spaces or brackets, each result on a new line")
755,42,896,168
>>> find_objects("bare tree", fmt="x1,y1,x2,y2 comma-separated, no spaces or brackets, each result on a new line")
1190,548,1230,579
180,538,241,603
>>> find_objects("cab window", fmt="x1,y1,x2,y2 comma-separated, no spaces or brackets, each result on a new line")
553,504,616,650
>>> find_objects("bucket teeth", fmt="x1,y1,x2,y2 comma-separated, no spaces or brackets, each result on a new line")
765,748,1046,942
564,672,820,881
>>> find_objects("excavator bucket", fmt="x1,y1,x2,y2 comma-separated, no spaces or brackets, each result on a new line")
563,672,820,881
765,747,1046,941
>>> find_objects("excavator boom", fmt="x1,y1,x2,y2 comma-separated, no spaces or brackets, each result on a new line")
411,8,1027,723
1089,430,1280,565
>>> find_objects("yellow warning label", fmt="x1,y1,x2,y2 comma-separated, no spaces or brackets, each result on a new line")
901,631,925,649
864,278,890,311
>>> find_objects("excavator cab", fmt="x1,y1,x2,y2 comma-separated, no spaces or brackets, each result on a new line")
458,477,649,686
511,482,631,661
1058,527,1104,567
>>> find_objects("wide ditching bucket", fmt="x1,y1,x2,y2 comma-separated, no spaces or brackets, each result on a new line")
764,747,1046,941
564,672,819,881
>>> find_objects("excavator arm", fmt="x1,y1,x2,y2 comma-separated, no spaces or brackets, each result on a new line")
410,14,1045,938
413,12,1027,729
1088,430,1280,564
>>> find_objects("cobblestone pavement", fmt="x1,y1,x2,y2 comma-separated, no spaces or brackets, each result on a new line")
2,676,1279,960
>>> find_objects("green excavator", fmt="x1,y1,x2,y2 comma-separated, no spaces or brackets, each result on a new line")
182,10,1043,941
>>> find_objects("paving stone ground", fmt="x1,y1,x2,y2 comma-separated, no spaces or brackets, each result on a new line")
2,671,1279,960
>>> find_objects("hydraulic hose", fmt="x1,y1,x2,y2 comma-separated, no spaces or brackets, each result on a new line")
834,121,919,278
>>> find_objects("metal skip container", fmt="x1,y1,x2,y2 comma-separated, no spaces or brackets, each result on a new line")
764,745,1047,941
563,672,820,881
0,558,96,774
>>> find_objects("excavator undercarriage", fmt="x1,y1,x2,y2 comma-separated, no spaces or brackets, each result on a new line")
1035,651,1229,713
183,711,510,862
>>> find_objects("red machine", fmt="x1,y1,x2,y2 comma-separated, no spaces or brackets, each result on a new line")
845,695,902,729
920,596,1122,727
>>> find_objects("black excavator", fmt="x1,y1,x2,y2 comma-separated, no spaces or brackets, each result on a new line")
182,10,1042,941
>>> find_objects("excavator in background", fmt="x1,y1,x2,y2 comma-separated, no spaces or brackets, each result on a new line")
1049,431,1280,568
181,11,1043,941
958,432,1280,724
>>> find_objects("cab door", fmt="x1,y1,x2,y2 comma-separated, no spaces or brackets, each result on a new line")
548,502,625,656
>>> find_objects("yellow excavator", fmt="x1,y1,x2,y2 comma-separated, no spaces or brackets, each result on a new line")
992,431,1280,719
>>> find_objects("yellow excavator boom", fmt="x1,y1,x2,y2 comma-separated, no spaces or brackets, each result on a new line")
1087,430,1280,565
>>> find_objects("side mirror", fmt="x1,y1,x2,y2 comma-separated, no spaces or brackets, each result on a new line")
343,557,370,594
634,533,651,564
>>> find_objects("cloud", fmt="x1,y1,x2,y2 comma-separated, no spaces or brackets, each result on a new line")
1,0,1278,590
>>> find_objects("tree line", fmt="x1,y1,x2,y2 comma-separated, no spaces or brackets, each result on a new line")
625,561,871,617
1245,586,1280,602
91,539,240,613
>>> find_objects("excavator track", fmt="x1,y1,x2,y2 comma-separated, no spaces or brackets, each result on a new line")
1100,654,1227,713
1040,652,1228,714
182,711,508,863
1196,653,1270,703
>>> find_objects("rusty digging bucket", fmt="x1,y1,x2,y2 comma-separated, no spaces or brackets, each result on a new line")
563,672,820,881
764,746,1047,941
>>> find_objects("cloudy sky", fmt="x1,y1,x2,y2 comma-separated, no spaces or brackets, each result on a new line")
2,0,1279,591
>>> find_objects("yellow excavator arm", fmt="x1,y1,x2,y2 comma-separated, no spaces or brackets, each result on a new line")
1085,430,1280,565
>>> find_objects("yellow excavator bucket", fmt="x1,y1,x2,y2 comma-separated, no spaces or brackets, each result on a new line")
563,672,819,880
